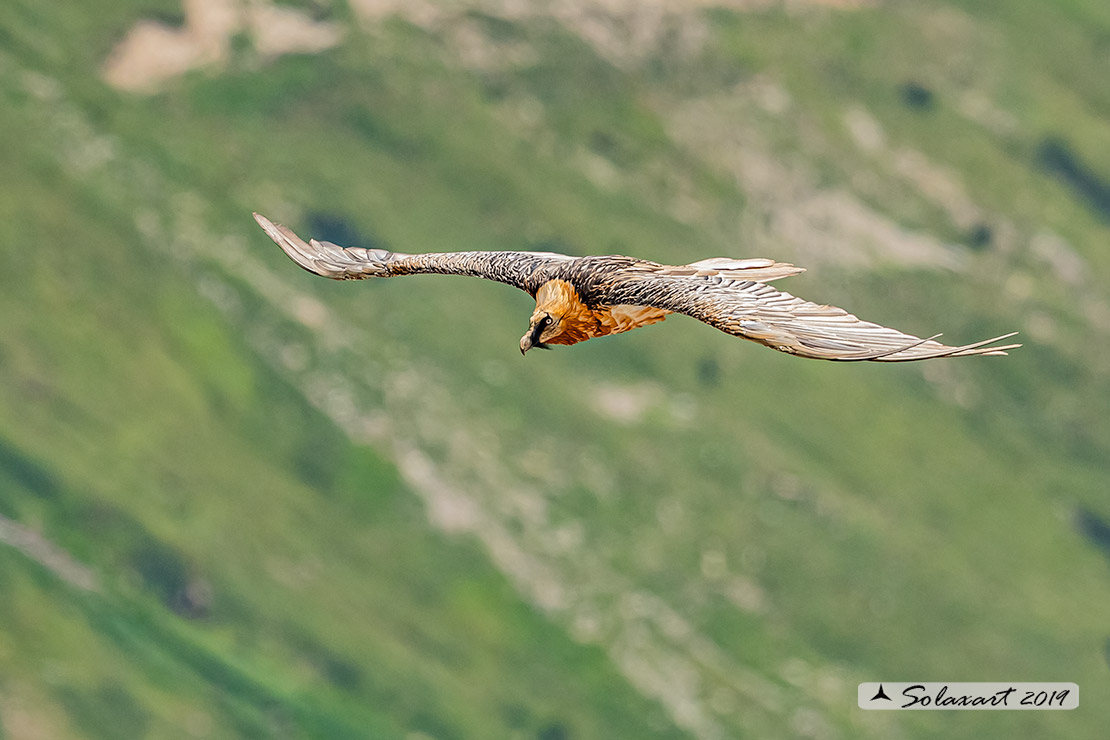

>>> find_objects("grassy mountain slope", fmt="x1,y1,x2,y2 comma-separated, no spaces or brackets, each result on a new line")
2,1,1109,738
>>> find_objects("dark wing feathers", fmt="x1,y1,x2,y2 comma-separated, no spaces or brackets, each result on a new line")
253,213,571,295
600,274,1019,361
255,213,1018,362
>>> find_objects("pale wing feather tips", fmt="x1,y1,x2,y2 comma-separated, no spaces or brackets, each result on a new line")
254,213,397,279
601,274,1019,361
254,213,573,294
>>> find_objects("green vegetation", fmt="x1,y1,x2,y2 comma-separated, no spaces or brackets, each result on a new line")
1,1,1109,738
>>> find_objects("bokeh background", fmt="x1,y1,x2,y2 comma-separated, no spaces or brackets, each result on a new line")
1,1,1108,738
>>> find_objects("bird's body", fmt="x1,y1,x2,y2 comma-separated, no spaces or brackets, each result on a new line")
254,213,1019,362
524,279,670,347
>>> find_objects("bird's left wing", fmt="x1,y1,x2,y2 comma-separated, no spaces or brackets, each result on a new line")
601,272,1019,361
254,213,573,296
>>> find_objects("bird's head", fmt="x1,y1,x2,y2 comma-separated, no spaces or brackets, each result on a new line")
520,279,593,355
520,310,562,355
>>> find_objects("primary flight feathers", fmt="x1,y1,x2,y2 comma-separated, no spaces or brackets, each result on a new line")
254,213,1019,362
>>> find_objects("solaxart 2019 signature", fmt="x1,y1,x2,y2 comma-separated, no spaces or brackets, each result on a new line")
899,683,1072,709
858,682,1078,710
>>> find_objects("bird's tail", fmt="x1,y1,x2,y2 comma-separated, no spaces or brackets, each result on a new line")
253,213,405,280
682,257,805,283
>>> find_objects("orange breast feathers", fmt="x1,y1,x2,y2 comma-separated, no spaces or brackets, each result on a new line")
534,280,669,346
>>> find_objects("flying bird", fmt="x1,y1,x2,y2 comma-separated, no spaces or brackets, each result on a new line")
253,213,1019,362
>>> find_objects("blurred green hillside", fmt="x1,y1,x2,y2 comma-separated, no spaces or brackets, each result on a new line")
1,1,1109,738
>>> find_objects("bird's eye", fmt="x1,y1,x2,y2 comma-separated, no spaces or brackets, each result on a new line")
539,315,553,328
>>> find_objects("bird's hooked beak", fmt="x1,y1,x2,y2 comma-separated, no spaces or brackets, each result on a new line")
520,321,548,355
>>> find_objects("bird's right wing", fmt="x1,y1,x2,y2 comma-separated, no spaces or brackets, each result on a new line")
600,271,1019,362
254,213,574,296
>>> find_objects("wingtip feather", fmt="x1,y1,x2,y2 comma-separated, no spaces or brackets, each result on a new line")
253,211,393,279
